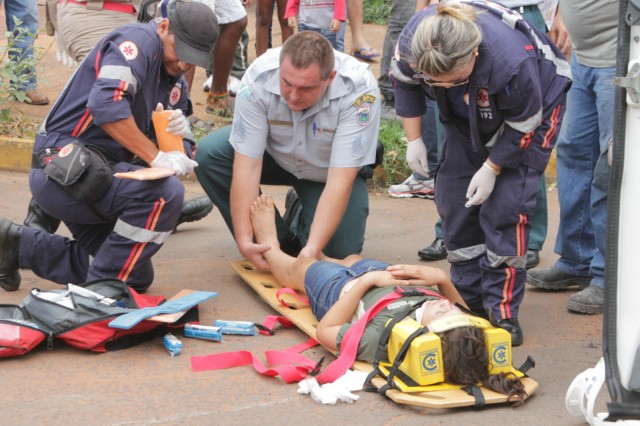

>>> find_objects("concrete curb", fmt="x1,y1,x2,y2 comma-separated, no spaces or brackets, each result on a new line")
0,136,33,173
0,137,199,181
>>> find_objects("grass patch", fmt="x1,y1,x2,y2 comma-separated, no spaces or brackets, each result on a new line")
0,111,39,140
363,0,391,25
372,118,411,191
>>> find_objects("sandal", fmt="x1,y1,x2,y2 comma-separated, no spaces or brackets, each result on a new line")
352,47,380,62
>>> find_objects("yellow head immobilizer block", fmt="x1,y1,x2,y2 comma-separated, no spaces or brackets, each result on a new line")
387,316,513,386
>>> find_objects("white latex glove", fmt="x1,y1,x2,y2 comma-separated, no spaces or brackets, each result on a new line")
155,103,193,140
55,39,77,68
166,109,190,137
465,162,499,208
55,32,78,68
150,151,198,176
406,137,430,176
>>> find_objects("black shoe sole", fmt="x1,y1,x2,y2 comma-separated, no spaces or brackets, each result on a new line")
567,301,603,315
418,247,448,261
176,198,214,227
418,253,448,261
527,276,591,290
177,206,214,226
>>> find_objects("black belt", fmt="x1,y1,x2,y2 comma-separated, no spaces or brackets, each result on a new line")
32,148,61,169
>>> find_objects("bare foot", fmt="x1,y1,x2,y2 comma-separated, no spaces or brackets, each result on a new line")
250,195,280,247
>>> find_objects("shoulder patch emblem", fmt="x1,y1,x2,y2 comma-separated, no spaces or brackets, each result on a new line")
119,41,139,61
356,105,371,126
353,94,376,108
169,86,181,106
354,94,375,126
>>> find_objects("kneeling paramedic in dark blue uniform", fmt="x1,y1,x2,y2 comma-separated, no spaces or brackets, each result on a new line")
391,1,571,345
0,2,218,293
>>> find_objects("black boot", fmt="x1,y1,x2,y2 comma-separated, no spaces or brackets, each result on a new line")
487,310,523,346
525,250,540,269
23,198,60,234
0,220,22,292
496,318,524,347
280,189,302,256
282,188,301,228
417,238,447,261
175,196,214,229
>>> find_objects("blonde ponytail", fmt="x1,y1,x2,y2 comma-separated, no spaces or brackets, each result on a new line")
412,2,482,77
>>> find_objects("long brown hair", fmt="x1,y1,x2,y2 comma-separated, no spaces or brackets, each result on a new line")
439,326,527,407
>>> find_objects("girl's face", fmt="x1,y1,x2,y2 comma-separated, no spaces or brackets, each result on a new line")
419,299,463,325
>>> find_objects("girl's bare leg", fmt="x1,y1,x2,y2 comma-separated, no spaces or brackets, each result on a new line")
250,195,315,290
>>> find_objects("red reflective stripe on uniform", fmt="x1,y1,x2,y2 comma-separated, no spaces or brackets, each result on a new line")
542,104,561,149
119,242,142,281
71,109,92,137
95,51,101,79
118,198,166,282
519,131,533,149
113,80,128,103
146,197,165,230
77,115,93,137
499,266,515,319
524,45,534,50
516,214,527,256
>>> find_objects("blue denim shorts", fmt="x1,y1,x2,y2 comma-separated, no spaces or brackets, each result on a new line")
304,258,389,320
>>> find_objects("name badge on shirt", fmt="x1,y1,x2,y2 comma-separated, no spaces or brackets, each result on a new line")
267,120,293,127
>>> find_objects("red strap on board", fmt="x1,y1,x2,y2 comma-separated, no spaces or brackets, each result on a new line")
275,288,309,308
257,315,295,335
190,336,320,383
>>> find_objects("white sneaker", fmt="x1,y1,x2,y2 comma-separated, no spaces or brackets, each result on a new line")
228,76,241,96
387,175,434,199
203,75,213,92
203,76,241,96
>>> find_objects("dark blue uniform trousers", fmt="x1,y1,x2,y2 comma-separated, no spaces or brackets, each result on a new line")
23,163,184,291
435,126,541,321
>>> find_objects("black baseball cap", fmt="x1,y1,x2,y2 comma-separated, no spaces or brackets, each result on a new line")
171,1,218,69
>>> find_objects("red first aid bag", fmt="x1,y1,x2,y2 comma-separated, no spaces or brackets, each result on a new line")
0,279,168,357
0,304,47,357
